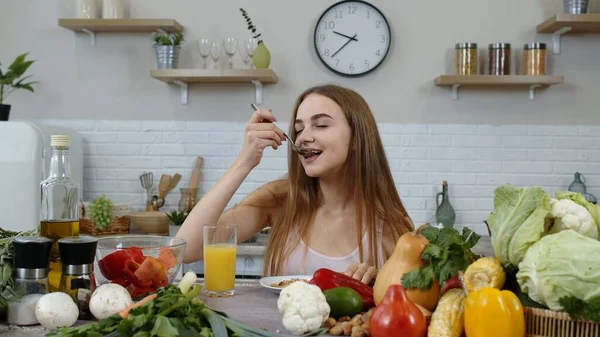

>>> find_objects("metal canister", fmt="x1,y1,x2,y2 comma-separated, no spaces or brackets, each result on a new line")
523,43,547,76
154,45,180,69
488,43,511,75
564,0,588,14
58,236,98,320
455,43,478,75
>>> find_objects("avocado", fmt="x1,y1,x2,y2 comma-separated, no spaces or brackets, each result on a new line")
323,287,363,319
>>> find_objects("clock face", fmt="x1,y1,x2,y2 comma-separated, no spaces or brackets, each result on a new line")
314,0,392,77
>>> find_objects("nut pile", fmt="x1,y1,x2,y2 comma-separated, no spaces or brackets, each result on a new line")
322,308,373,337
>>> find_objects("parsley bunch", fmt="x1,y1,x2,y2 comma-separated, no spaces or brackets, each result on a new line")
559,295,600,323
402,224,481,290
46,285,328,337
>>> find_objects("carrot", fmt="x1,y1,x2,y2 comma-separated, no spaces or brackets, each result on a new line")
134,256,167,283
119,293,158,318
157,248,178,270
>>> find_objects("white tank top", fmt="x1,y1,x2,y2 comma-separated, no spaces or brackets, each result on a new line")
280,223,385,276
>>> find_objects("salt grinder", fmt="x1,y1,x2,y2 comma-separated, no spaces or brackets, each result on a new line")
58,236,98,320
7,236,53,325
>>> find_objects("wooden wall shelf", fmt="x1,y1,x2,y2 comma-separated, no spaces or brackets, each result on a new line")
58,19,183,46
434,75,564,100
536,14,600,54
150,69,279,105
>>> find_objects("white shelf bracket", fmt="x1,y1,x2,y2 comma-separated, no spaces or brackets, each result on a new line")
157,28,168,35
251,80,264,104
452,84,460,101
173,80,188,105
529,84,542,100
81,28,95,46
552,26,572,54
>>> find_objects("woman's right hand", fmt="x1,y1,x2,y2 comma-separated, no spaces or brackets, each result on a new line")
236,108,285,170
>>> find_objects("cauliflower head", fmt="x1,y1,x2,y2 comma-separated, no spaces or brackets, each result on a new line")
277,281,330,335
547,198,598,239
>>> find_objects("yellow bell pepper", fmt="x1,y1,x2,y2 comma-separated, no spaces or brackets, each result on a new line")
464,287,525,337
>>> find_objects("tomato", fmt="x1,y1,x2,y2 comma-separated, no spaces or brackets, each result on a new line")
440,275,462,297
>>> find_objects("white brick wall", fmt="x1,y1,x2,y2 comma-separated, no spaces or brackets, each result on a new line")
36,119,600,236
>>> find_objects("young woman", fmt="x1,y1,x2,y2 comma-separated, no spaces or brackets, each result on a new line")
176,84,414,284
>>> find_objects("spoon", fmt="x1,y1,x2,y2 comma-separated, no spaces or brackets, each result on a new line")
250,103,308,156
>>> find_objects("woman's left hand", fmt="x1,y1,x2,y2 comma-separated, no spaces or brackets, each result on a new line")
344,262,377,284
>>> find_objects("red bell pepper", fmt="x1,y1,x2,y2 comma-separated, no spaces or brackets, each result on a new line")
112,276,132,288
98,247,145,280
309,268,375,310
369,285,427,337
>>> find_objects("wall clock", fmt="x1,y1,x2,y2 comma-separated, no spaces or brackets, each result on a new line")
314,0,392,77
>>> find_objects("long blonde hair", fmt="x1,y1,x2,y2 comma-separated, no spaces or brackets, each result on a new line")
258,84,413,276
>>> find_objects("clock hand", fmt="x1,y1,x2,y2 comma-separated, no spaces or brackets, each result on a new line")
333,31,358,42
331,34,357,58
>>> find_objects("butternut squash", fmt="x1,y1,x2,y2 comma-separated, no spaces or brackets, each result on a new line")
373,230,440,311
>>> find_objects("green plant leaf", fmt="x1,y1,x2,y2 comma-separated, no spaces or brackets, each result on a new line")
8,53,28,69
9,60,34,78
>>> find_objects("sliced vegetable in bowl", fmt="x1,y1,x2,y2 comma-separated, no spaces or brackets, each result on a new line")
95,235,186,299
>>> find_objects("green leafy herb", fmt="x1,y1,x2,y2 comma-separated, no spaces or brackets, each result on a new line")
46,284,328,337
0,227,39,315
401,224,481,291
559,295,600,323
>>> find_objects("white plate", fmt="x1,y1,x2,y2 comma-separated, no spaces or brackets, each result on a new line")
259,275,312,294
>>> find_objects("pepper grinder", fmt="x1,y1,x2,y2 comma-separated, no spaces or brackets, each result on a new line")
58,236,98,320
7,236,53,326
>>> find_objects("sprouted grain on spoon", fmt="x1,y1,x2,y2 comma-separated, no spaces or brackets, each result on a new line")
250,104,309,156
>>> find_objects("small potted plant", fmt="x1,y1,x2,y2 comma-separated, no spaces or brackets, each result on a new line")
240,8,270,69
152,32,184,69
166,209,187,237
0,53,37,121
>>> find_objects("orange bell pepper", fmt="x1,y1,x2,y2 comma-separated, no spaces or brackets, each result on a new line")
464,287,525,337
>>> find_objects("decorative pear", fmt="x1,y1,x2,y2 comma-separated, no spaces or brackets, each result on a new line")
373,230,440,311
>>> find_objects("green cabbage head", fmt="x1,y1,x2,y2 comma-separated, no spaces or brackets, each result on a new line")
516,230,600,311
486,184,551,268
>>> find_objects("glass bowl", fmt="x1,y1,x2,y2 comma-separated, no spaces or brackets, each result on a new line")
94,235,186,299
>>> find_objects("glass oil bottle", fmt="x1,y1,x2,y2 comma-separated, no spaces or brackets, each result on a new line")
58,236,98,320
40,135,80,292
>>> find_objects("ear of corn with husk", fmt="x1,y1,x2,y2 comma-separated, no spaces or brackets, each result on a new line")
462,256,506,294
427,288,467,337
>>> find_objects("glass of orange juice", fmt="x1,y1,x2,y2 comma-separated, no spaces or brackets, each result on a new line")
203,224,237,296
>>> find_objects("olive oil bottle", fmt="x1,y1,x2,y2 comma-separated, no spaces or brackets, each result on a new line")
40,135,80,292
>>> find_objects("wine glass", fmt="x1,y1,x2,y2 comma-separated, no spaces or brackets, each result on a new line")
243,38,258,69
197,39,211,69
210,42,221,69
222,38,238,69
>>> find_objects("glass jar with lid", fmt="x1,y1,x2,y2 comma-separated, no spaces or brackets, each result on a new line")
523,43,546,75
455,43,478,75
488,43,511,75
178,188,199,214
